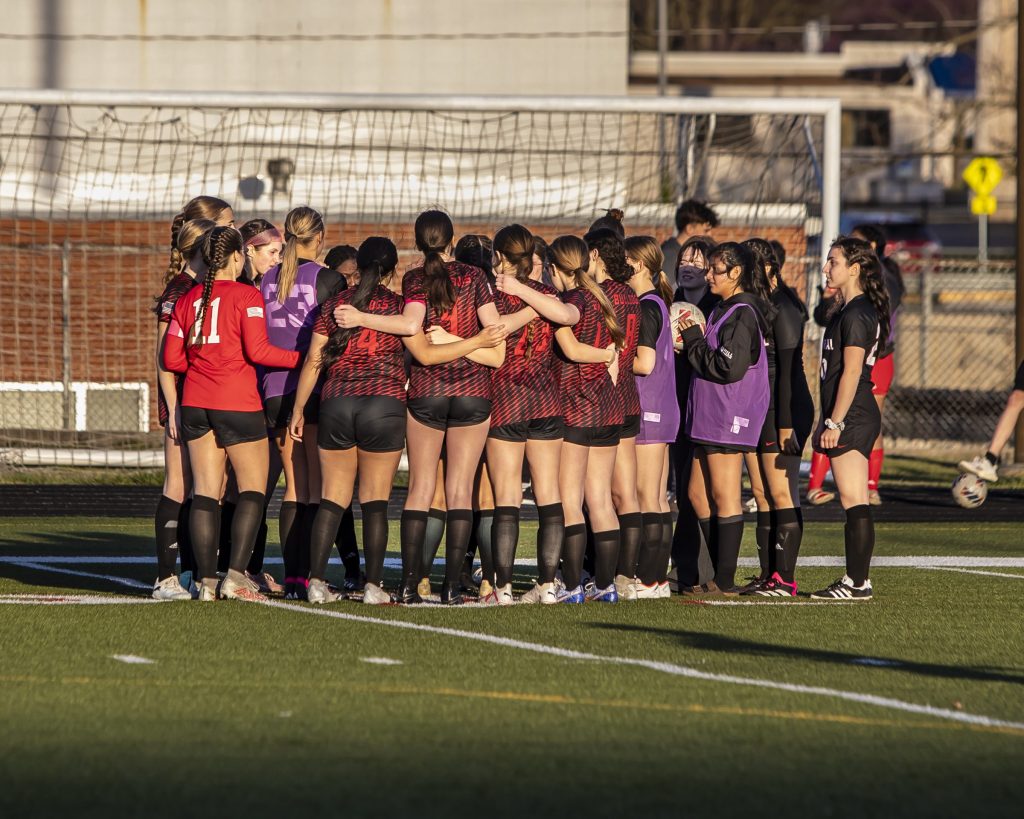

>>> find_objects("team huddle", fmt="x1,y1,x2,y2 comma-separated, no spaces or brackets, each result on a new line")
151,195,892,606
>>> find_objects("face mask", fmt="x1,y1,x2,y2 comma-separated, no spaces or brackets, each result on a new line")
677,264,705,287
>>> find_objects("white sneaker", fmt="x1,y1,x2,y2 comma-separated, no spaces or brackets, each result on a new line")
635,580,660,600
520,582,558,604
362,582,391,605
614,574,637,601
220,572,268,602
152,575,191,601
657,581,671,599
958,455,999,483
495,583,515,605
307,578,341,605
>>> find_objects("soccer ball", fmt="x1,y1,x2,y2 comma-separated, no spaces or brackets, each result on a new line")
951,472,988,509
669,301,706,350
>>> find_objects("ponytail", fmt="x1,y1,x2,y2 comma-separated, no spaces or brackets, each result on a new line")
831,236,891,344
278,206,324,305
320,237,398,371
548,235,623,346
164,212,186,283
624,235,672,306
581,272,625,349
415,209,456,313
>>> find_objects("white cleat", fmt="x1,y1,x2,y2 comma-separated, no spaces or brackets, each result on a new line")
614,574,638,601
958,455,999,483
197,580,218,602
520,582,558,605
495,583,515,605
219,573,268,602
634,581,660,600
362,582,392,605
152,575,192,601
306,578,341,605
657,581,671,599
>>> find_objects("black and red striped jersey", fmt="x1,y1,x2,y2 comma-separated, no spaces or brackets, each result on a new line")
558,287,623,428
154,272,197,426
403,261,496,399
314,285,407,403
601,279,642,418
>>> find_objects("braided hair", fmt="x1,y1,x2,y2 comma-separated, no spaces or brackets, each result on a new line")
830,236,891,344
152,218,215,315
549,235,625,348
164,196,231,283
189,226,242,348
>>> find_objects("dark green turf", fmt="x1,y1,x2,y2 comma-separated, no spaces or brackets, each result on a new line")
1,517,1022,818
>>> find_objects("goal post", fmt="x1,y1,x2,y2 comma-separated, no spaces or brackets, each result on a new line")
0,89,841,468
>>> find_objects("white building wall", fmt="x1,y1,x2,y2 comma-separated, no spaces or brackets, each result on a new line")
2,0,628,95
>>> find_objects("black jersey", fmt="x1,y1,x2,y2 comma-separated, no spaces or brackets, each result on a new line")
771,286,814,433
819,294,879,419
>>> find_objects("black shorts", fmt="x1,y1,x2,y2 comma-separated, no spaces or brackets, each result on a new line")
180,407,267,447
695,442,754,456
812,407,881,460
756,409,780,454
563,424,620,448
408,396,491,431
264,392,319,429
489,415,564,443
318,395,406,452
620,414,641,439
1014,359,1024,392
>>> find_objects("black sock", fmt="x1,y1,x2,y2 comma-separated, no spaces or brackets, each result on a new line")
672,507,701,587
309,500,345,580
593,529,620,590
361,500,389,586
189,495,221,581
774,507,802,583
492,506,519,588
177,498,195,576
658,512,674,583
154,495,182,581
582,512,595,579
713,514,743,590
536,503,564,584
636,512,664,585
444,510,474,586
298,503,317,582
475,510,495,586
755,510,771,579
561,523,587,590
615,512,643,580
336,506,360,579
420,508,447,579
985,451,999,466
246,501,269,574
401,510,429,587
217,500,235,574
279,501,302,582
228,491,265,573
795,506,803,532
844,504,875,586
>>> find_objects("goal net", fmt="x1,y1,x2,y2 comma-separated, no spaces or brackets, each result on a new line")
0,91,839,468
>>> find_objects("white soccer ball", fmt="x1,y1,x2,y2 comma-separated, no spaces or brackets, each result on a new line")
669,301,706,351
951,472,988,509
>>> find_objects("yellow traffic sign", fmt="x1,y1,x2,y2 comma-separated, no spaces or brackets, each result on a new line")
971,194,997,216
963,157,1003,195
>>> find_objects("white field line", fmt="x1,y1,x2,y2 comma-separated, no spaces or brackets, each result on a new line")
924,567,1024,580
110,654,155,664
0,593,157,605
260,599,1024,733
9,560,151,590
3,555,1024,568
359,657,404,666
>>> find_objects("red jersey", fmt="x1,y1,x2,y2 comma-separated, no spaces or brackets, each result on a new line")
601,279,642,418
314,285,407,403
558,288,623,428
154,272,196,426
491,281,561,426
164,280,300,412
403,261,496,400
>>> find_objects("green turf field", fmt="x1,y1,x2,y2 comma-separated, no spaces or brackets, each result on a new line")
1,516,1022,818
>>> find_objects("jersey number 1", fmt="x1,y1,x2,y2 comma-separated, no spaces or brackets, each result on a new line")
192,297,222,345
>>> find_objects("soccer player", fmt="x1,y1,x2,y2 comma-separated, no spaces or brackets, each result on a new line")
163,226,301,601
151,216,216,600
287,238,407,604
678,242,771,597
624,236,678,599
324,244,359,282
959,359,1024,481
809,237,891,601
239,219,283,287
260,206,347,599
660,200,719,286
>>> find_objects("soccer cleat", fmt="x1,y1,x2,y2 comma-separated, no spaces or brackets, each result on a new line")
520,582,558,605
753,572,798,598
810,575,873,601
495,584,515,605
152,575,192,601
614,574,638,601
806,487,835,506
958,455,999,483
868,489,882,506
342,573,364,594
738,575,768,595
306,578,341,605
416,577,432,599
219,574,268,602
440,581,464,606
657,581,671,599
478,587,501,606
362,582,392,605
586,583,619,603
634,581,661,600
247,571,283,596
556,584,585,604
395,581,423,605
197,580,218,602
478,579,494,600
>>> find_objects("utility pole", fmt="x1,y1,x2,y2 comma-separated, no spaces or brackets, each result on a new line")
657,0,668,195
1016,7,1024,463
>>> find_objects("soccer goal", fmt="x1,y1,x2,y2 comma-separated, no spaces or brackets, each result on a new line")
0,89,840,467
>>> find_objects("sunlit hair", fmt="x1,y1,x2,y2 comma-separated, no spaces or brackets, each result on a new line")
624,235,672,306
278,206,324,305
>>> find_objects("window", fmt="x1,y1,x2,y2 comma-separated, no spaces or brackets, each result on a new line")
842,109,891,148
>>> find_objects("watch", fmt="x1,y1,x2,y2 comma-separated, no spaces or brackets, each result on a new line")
824,418,845,432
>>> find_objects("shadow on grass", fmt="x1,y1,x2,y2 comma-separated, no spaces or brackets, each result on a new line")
593,623,1024,687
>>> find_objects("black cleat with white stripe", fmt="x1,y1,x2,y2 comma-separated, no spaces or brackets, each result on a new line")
810,575,873,601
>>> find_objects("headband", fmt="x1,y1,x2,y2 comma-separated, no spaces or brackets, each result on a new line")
244,227,283,247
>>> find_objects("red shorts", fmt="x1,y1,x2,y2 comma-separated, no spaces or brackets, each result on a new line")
872,354,894,396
